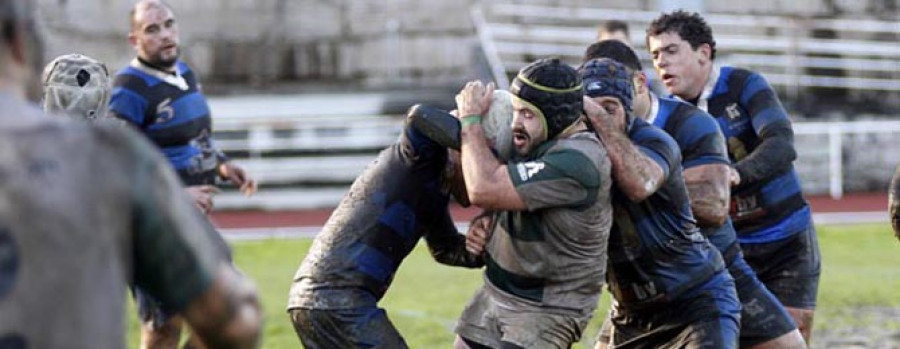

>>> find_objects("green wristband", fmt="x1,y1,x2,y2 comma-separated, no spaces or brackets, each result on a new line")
461,115,482,128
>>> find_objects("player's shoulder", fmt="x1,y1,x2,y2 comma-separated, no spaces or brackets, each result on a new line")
669,99,719,130
532,131,607,181
631,117,677,147
659,96,708,122
112,65,151,87
175,60,193,74
720,65,768,91
551,130,605,158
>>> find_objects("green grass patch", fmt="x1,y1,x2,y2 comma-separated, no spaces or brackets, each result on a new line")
126,223,898,348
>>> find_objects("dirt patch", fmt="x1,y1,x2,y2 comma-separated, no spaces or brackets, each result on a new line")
813,306,900,348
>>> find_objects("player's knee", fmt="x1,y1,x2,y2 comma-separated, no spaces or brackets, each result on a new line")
454,335,472,349
785,307,814,343
746,330,807,349
140,316,184,349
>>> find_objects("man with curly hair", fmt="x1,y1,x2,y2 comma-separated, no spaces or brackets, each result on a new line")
585,38,805,349
646,10,821,344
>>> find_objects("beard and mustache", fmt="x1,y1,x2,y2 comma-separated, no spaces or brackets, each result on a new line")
144,45,179,70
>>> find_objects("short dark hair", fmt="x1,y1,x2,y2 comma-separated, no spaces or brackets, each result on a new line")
597,20,629,38
582,40,643,72
129,1,174,32
646,10,717,61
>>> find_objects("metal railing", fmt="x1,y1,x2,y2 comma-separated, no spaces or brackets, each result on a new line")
794,120,900,199
473,2,900,93
209,99,900,209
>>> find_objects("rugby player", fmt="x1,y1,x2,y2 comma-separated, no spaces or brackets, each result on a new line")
646,11,821,342
453,58,613,349
0,1,261,347
596,20,631,45
581,58,740,348
286,108,487,348
108,1,257,346
585,40,805,348
109,0,254,210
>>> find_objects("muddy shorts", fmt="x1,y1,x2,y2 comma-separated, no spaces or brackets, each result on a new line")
455,285,593,349
740,224,820,309
288,305,408,349
600,272,740,349
725,244,798,347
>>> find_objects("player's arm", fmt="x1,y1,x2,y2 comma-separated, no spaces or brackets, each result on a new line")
218,160,257,196
182,264,261,349
455,81,528,210
125,127,261,348
676,110,732,227
584,96,668,202
732,72,797,188
423,208,485,268
890,163,900,239
684,164,731,227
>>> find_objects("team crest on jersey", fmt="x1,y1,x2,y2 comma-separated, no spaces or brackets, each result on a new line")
516,161,545,181
155,98,175,123
725,103,741,120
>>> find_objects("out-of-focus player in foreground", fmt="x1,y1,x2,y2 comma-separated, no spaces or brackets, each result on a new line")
0,1,261,348
890,164,900,239
646,11,820,343
286,106,489,348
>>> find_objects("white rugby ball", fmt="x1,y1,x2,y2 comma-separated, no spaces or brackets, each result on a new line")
482,90,515,161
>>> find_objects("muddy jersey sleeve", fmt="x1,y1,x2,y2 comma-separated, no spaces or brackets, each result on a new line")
423,208,484,268
125,127,222,312
735,71,796,186
506,148,602,211
631,121,682,180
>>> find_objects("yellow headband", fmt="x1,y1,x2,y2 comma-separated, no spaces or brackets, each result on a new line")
515,74,583,93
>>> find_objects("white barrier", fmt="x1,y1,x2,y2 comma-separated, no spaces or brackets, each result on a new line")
208,95,900,209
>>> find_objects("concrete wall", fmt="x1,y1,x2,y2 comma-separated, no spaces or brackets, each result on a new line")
38,0,481,88
38,0,897,89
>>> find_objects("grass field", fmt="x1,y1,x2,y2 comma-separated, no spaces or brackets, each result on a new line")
126,223,900,348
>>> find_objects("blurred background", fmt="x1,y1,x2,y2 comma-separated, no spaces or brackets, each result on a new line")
36,1,900,348
37,0,900,211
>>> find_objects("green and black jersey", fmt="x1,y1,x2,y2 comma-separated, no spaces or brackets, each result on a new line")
484,130,612,312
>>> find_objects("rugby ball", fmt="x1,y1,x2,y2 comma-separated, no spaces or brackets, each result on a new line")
483,90,515,161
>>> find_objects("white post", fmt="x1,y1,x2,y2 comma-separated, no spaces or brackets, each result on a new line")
828,125,843,199
471,6,510,89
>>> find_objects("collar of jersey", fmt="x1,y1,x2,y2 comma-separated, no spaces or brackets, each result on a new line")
646,92,660,124
694,63,721,112
130,58,189,91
